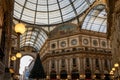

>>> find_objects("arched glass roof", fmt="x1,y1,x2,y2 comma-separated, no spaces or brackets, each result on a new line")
20,27,48,51
14,0,95,26
82,4,107,33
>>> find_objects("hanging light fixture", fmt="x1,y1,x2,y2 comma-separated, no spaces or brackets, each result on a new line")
16,52,22,58
11,56,17,61
15,23,26,34
114,63,119,67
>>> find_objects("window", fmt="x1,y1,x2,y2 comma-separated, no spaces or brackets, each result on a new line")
73,58,76,67
95,59,99,68
104,59,108,68
51,60,55,69
61,59,65,67
86,58,90,67
51,43,56,49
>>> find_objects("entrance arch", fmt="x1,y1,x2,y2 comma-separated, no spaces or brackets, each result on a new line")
19,55,34,75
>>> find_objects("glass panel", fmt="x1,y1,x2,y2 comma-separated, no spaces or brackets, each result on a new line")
49,10,61,19
76,2,88,14
38,0,47,5
13,11,21,18
26,1,36,10
49,4,59,11
23,8,35,17
27,0,37,4
61,5,73,15
73,0,85,9
48,0,57,4
37,5,47,11
63,11,75,22
91,24,100,32
49,17,62,24
21,15,34,23
14,2,23,12
59,0,70,8
15,0,25,5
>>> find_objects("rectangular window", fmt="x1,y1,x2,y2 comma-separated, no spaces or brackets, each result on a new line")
86,58,90,67
61,59,65,67
51,60,55,68
73,58,76,67
95,59,99,68
104,59,108,68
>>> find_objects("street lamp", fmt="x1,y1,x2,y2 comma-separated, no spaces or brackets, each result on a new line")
16,52,22,58
110,70,114,80
114,63,119,68
14,23,26,76
112,68,115,71
114,63,119,80
15,23,26,58
15,23,26,34
11,56,17,61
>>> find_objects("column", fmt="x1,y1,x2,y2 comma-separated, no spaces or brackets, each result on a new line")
92,58,95,72
46,61,50,80
47,61,49,74
80,57,84,74
89,57,92,71
56,59,60,80
99,58,102,71
79,57,81,74
107,59,111,71
77,57,80,72
49,59,52,74
57,59,60,74
101,58,104,75
55,59,57,72
83,57,85,73
67,58,71,79
66,58,69,74
102,59,104,72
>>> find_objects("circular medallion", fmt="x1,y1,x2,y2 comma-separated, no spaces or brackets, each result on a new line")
61,41,66,47
83,39,88,45
71,39,77,45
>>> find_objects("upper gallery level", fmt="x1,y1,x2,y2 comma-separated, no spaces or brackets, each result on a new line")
40,24,111,58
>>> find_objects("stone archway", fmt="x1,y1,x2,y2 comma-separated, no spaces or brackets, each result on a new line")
19,55,34,76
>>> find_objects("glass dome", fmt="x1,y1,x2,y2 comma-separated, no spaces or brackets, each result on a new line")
14,0,95,26
82,4,107,33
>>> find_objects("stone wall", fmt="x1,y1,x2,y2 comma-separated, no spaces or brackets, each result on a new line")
108,0,120,64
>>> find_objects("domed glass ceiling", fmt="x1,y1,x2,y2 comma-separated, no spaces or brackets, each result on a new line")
82,4,107,33
14,0,95,26
20,27,48,51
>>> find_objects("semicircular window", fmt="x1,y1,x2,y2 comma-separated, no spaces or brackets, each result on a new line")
82,4,107,33
14,0,95,25
20,27,48,52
